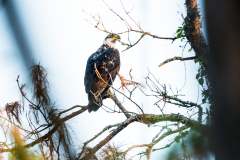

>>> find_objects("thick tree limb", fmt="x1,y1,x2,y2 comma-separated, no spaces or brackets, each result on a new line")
184,0,208,66
137,114,203,128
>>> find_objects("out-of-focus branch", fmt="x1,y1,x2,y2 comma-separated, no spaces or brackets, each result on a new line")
3,0,36,72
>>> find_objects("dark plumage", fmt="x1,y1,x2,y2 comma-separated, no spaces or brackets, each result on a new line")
84,34,121,112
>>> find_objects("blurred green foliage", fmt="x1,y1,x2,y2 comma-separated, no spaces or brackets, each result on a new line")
9,128,42,160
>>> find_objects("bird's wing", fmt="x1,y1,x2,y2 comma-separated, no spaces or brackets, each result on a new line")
84,48,120,94
84,51,99,93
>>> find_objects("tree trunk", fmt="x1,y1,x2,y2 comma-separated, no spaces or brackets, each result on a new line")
205,0,240,159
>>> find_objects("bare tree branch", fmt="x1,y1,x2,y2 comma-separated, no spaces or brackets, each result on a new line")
159,56,197,67
110,93,131,118
79,115,137,159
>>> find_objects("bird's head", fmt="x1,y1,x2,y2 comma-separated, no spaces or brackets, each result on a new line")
104,33,121,48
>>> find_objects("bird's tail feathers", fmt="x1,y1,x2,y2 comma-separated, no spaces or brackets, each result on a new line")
88,94,103,112
88,103,101,112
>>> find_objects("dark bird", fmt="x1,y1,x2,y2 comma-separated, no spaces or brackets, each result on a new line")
84,33,121,112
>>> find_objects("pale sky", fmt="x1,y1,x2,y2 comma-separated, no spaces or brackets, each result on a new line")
0,0,202,159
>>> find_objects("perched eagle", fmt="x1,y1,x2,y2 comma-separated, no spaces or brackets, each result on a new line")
84,33,121,112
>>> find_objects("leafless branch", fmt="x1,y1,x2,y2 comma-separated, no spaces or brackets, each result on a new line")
79,122,123,159
159,56,197,67
110,93,131,118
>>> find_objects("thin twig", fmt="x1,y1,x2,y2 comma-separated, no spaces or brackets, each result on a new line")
159,56,197,67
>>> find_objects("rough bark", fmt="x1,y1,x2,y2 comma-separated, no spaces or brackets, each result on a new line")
184,0,208,66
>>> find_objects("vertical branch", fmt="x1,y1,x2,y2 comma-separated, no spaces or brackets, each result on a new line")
3,0,35,71
184,0,208,66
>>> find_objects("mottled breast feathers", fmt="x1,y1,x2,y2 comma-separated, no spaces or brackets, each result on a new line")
84,45,120,112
